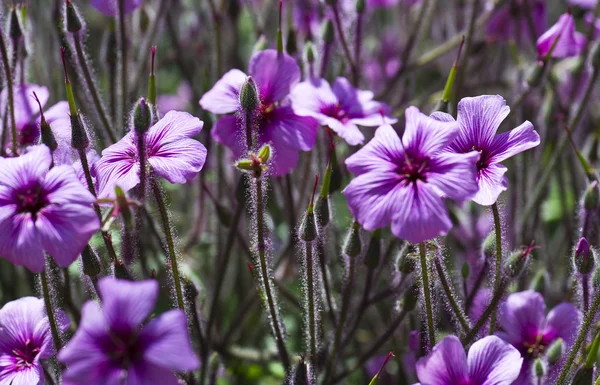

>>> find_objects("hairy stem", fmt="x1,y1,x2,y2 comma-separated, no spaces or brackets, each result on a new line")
0,32,17,155
433,255,470,333
419,242,436,350
489,203,502,334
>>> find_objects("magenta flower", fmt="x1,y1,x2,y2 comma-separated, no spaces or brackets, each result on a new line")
0,84,49,149
93,111,207,198
58,278,199,385
91,0,143,16
0,297,69,385
433,95,540,206
291,77,396,146
497,290,580,385
199,49,318,176
344,107,480,243
0,145,99,272
487,0,546,43
537,12,586,58
416,335,522,385
157,83,193,116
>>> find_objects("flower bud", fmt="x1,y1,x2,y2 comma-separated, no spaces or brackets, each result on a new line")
239,76,260,112
81,244,101,277
461,262,470,279
355,0,365,13
9,8,23,41
182,275,199,301
113,259,132,280
133,98,152,133
235,159,255,172
592,41,600,69
315,196,330,227
529,269,548,294
593,266,600,289
253,35,268,53
505,243,536,279
401,283,419,312
546,338,563,366
571,367,593,385
584,181,599,211
574,237,595,275
364,229,382,269
70,114,89,150
321,20,335,45
258,144,271,164
299,210,318,242
65,0,83,33
286,27,297,56
534,359,545,378
343,222,361,257
396,244,416,274
291,357,309,385
304,41,315,64
329,146,342,193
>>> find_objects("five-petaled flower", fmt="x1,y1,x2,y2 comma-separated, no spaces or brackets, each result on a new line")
93,111,207,198
200,49,318,176
0,145,100,272
433,95,540,206
291,77,396,146
344,107,480,244
537,12,586,58
58,278,200,385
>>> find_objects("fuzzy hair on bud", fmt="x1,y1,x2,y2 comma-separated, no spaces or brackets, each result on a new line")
574,237,595,275
239,76,260,112
133,97,152,133
321,20,335,45
584,181,599,211
343,222,362,257
65,0,84,33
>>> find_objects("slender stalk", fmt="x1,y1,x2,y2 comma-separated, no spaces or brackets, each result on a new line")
118,0,128,134
353,12,363,85
489,203,502,334
0,32,17,155
583,275,590,313
419,242,436,349
137,133,147,200
151,177,185,311
556,286,600,385
72,33,116,143
320,41,332,78
305,242,317,361
330,4,356,77
41,267,63,354
433,256,470,332
452,0,479,109
318,242,337,325
462,278,508,345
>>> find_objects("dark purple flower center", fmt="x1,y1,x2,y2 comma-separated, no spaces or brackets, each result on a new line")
522,332,554,359
321,104,350,124
105,330,144,368
15,184,48,219
12,339,41,370
398,156,429,185
19,122,41,147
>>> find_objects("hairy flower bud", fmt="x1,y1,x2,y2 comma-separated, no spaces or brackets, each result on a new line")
315,196,330,227
396,244,416,274
584,181,599,211
304,41,315,64
291,357,310,385
461,262,470,279
401,283,419,312
70,114,89,150
133,98,151,133
343,222,361,257
321,20,335,45
574,237,595,275
546,338,563,366
364,229,381,269
286,27,297,56
253,35,268,53
534,359,545,378
65,0,83,33
82,244,101,277
9,8,23,41
258,144,271,164
355,0,365,13
505,242,537,278
299,210,318,242
529,269,548,294
113,259,132,280
571,367,593,385
239,76,260,112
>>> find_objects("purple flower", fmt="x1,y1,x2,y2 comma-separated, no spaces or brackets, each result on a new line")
93,111,207,198
0,145,99,272
537,12,586,58
157,83,193,116
416,335,522,385
0,84,49,149
433,95,540,206
569,0,597,9
291,77,396,146
58,278,199,385
343,107,480,243
200,49,318,176
487,0,546,43
91,0,143,16
363,32,402,93
0,297,69,385
497,290,580,385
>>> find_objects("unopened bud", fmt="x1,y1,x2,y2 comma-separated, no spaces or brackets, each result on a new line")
461,262,470,279
547,338,563,366
286,27,297,56
505,243,536,279
182,275,199,301
299,211,318,242
329,146,342,193
355,0,365,13
9,8,23,41
253,35,268,53
209,352,220,372
401,283,419,312
343,222,362,257
592,41,600,69
305,41,315,64
529,269,548,294
133,98,151,133
81,244,101,277
315,196,330,227
292,357,309,384
258,144,271,164
239,77,259,112
396,244,416,274
364,229,381,269
235,159,255,172
70,114,89,150
584,181,599,211
482,232,495,258
575,237,595,275
113,259,132,280
571,367,593,385
534,359,545,378
65,0,83,33
321,19,335,45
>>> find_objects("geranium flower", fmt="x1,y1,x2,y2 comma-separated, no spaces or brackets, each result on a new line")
200,49,318,176
433,95,540,206
416,335,522,385
537,12,586,58
487,0,546,44
93,111,207,198
58,278,199,385
0,145,99,272
0,84,49,149
291,77,396,146
343,107,480,243
0,297,69,385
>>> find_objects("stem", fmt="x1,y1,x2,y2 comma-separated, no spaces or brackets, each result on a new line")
305,241,317,362
419,242,436,350
331,4,356,77
137,132,147,200
72,33,116,143
320,42,332,78
461,278,508,345
583,275,590,313
318,242,337,325
0,32,17,155
433,256,470,332
118,0,128,134
41,267,63,355
151,177,185,311
489,203,503,334
452,0,479,109
255,176,290,368
556,286,600,385
353,12,363,85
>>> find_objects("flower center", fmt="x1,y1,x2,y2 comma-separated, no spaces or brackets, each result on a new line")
398,156,429,185
12,339,40,370
15,184,48,219
523,333,548,358
322,104,350,124
19,122,41,147
106,331,143,369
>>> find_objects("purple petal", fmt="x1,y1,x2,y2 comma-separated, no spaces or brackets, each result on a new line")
488,121,540,163
537,13,586,58
199,69,247,114
570,0,597,9
467,335,523,385
94,133,139,198
263,106,318,152
427,151,480,201
542,303,581,347
42,102,73,165
267,145,299,177
0,213,45,272
1,84,48,130
0,145,51,190
290,78,338,120
148,138,207,184
345,124,404,175
455,95,510,153
403,106,460,155
416,335,469,385
474,163,508,206
2,365,43,385
248,50,300,104
127,361,180,385
498,290,546,349
327,120,365,146
91,0,143,16
42,165,96,205
146,111,204,146
141,310,200,371
98,278,158,333
211,115,244,157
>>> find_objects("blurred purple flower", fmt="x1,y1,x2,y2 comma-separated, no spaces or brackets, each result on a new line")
344,107,480,243
292,0,321,39
569,0,597,9
537,12,585,58
0,84,49,149
486,0,546,43
291,77,396,145
433,95,539,206
93,111,207,198
0,145,99,272
91,0,143,16
157,83,193,116
416,335,522,385
363,32,402,93
0,297,69,385
58,278,199,385
200,49,318,176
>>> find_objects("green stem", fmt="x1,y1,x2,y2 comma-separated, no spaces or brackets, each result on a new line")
433,256,470,332
462,278,508,345
305,241,317,362
556,287,600,384
72,33,116,143
255,176,290,368
118,0,128,134
489,203,502,334
41,267,63,355
419,242,436,349
151,177,185,311
0,32,17,155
